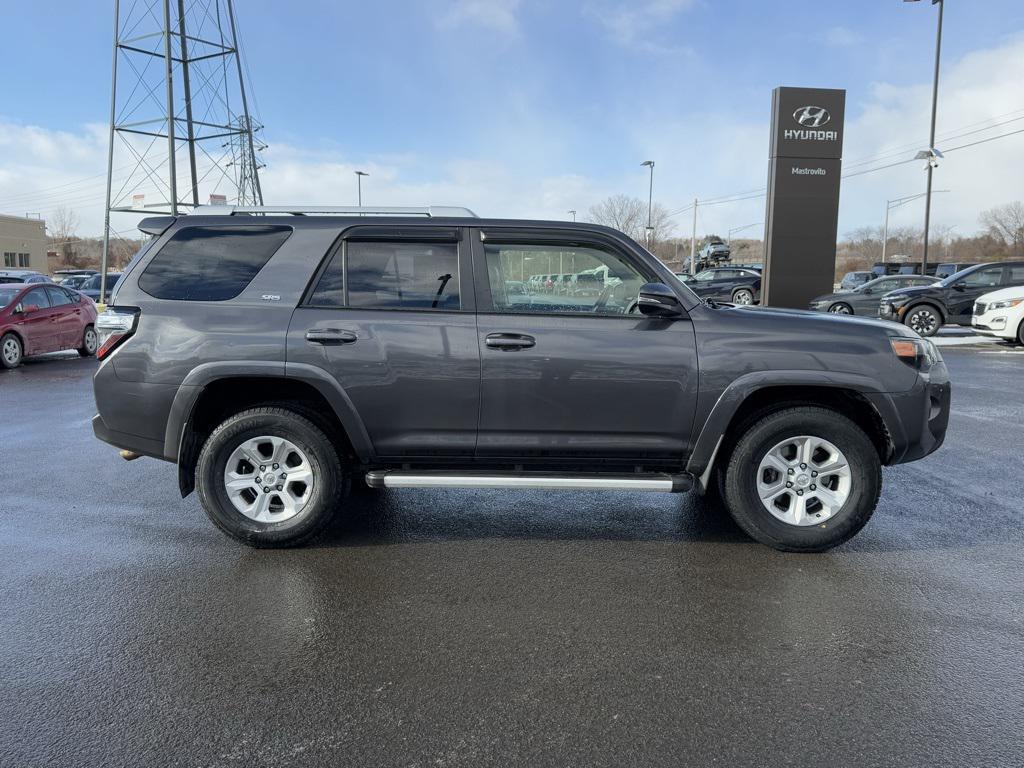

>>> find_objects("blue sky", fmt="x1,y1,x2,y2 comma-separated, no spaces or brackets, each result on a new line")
2,0,1024,238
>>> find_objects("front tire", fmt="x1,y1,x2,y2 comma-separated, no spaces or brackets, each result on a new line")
722,406,881,552
829,302,853,315
1,332,23,369
78,325,98,357
904,303,942,337
196,407,345,547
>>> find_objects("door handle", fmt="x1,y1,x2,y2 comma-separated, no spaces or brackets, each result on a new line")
485,333,536,350
305,328,358,345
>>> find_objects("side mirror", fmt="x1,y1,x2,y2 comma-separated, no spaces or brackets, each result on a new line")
862,287,874,295
953,282,966,291
638,282,683,318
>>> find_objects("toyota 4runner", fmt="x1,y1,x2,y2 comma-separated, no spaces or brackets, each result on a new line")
92,206,950,552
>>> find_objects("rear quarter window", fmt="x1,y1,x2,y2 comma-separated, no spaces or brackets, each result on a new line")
138,225,292,301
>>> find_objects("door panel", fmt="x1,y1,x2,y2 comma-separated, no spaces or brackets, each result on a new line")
15,287,55,354
948,266,1003,323
473,230,698,461
45,286,80,348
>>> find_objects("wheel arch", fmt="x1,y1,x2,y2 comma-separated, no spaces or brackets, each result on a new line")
167,362,374,497
687,374,895,489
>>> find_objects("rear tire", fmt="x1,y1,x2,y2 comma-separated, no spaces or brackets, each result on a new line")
196,407,345,547
722,406,881,552
78,325,98,357
903,303,942,337
1,332,22,369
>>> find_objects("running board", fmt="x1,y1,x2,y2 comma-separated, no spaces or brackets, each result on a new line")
364,470,692,493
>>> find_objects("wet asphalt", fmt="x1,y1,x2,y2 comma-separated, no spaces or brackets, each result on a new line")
2,345,1023,768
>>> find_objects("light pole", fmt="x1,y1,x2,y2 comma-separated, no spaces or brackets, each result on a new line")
905,0,944,274
355,170,369,206
881,189,949,262
568,209,576,221
641,160,655,246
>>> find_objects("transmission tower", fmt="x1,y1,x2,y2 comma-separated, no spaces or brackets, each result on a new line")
100,0,265,289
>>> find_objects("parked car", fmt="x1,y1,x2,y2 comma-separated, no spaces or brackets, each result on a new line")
0,269,53,284
972,286,1024,345
77,272,123,303
91,208,949,553
870,263,901,278
879,261,1024,336
673,272,695,284
839,271,873,291
686,266,761,305
0,282,99,368
809,275,940,316
934,262,976,280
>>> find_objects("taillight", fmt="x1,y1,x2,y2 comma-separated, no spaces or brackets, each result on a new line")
95,308,139,360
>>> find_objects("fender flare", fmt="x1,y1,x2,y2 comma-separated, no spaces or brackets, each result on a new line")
164,360,375,464
685,370,901,482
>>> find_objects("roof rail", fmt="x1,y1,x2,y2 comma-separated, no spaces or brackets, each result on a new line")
192,205,478,218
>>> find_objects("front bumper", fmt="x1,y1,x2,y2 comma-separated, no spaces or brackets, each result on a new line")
878,302,903,323
867,360,951,465
972,314,1015,340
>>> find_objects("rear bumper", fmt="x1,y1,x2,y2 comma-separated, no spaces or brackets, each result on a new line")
867,360,951,465
92,413,166,459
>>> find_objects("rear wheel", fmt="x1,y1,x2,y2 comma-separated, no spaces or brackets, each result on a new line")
904,303,942,337
722,406,881,552
1,333,23,369
732,288,755,305
78,325,98,357
196,407,346,547
829,302,853,315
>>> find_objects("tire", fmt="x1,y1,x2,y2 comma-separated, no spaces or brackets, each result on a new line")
903,303,942,337
1,332,23,369
78,325,98,357
829,302,853,315
196,407,346,547
722,406,881,552
1017,318,1024,346
732,288,755,305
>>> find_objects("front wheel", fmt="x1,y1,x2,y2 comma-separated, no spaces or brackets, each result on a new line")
732,288,755,305
196,407,346,547
722,406,881,552
904,304,942,337
829,302,853,315
1,332,23,369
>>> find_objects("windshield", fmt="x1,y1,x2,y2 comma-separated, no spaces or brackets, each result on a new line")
0,285,22,309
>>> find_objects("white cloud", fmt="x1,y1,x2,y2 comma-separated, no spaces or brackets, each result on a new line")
588,0,698,52
826,26,863,47
438,0,523,34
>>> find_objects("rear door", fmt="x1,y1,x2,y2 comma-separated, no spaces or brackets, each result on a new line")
472,228,698,463
45,286,81,348
287,226,480,460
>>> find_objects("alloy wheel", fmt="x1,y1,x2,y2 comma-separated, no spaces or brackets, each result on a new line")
733,289,754,305
829,303,852,314
907,307,939,335
223,436,315,523
2,337,21,367
755,435,851,526
83,327,98,354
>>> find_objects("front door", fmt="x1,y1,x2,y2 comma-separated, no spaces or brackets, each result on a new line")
472,229,698,464
15,287,56,355
947,265,1004,324
287,226,480,460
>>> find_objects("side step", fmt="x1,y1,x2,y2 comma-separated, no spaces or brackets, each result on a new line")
364,470,692,493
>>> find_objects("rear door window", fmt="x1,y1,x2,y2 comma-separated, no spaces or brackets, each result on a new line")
46,286,73,307
138,225,291,301
1006,265,1024,284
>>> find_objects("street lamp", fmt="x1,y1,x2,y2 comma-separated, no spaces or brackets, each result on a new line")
568,209,576,222
881,189,949,263
354,170,369,206
641,160,655,246
905,0,944,274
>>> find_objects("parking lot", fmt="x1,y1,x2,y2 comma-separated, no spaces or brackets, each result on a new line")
2,343,1023,767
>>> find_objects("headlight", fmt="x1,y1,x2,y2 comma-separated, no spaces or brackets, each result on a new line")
987,297,1024,310
890,337,940,372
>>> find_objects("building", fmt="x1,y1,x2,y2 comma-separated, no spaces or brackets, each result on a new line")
0,213,48,273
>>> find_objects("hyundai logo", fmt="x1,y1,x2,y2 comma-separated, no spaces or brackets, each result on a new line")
793,106,831,128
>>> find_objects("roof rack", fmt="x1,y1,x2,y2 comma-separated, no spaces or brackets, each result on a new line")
193,205,478,218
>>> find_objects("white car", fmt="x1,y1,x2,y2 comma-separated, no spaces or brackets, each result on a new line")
972,287,1024,344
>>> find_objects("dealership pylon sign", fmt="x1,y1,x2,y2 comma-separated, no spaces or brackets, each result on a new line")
762,87,846,308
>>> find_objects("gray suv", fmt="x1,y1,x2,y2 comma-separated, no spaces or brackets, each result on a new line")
92,206,950,552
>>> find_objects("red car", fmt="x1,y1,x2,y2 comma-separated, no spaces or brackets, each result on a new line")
0,283,98,368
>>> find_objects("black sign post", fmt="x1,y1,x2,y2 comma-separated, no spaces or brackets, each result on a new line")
762,87,846,308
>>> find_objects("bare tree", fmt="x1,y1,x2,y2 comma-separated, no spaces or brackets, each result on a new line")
587,195,674,247
48,206,85,268
980,201,1024,257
